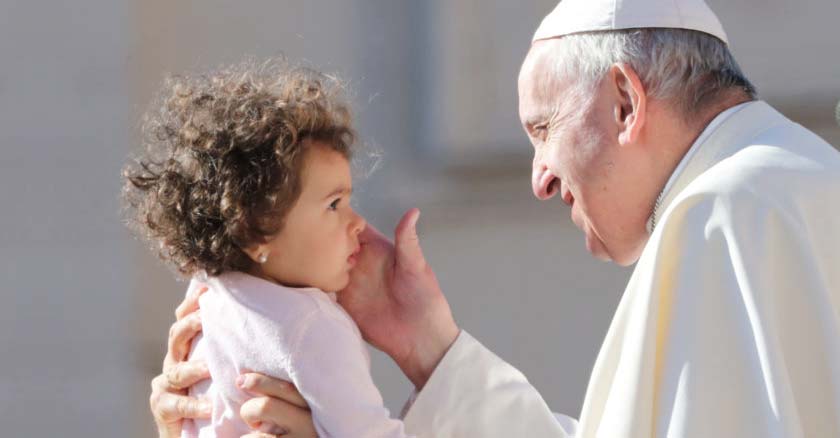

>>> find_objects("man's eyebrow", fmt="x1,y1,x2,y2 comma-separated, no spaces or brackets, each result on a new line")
523,117,548,132
323,185,352,200
522,110,548,127
522,117,536,127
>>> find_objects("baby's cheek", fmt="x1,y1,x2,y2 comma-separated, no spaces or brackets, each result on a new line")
337,268,352,289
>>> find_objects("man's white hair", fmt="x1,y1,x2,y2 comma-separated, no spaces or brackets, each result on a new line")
550,28,757,118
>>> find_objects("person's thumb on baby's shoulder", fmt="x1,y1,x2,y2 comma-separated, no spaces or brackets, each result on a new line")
395,208,426,271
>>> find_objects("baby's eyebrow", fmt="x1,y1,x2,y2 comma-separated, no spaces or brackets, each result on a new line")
323,185,352,200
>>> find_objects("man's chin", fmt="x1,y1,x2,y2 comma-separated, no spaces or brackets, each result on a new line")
613,255,639,267
585,233,612,262
587,238,643,266
605,246,644,267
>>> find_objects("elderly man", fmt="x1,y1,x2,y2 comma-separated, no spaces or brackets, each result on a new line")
150,0,840,436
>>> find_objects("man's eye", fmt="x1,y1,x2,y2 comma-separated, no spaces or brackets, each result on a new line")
329,198,341,210
529,123,548,139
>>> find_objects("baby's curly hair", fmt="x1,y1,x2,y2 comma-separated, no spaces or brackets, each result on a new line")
122,59,355,276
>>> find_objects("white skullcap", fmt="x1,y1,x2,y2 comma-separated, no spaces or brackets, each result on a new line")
532,0,728,44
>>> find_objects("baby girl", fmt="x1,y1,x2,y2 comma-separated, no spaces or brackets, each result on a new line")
123,60,411,437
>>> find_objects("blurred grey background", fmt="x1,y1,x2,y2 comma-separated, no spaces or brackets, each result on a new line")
1,1,838,436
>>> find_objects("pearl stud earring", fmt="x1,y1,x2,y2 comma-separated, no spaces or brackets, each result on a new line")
258,253,268,264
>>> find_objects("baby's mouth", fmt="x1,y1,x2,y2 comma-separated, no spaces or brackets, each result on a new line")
347,246,361,265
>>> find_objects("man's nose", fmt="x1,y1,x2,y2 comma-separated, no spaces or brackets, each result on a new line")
532,160,559,201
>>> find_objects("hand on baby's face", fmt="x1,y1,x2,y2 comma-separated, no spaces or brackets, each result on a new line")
337,209,459,388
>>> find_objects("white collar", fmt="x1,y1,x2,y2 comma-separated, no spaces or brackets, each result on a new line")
645,101,753,233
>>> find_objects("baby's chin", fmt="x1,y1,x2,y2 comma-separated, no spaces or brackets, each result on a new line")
319,273,351,293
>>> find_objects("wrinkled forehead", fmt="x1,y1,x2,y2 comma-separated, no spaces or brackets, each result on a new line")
518,42,552,94
518,40,569,123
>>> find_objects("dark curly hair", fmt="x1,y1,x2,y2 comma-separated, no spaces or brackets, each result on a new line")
122,59,355,276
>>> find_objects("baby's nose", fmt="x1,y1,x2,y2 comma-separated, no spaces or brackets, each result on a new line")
351,211,367,235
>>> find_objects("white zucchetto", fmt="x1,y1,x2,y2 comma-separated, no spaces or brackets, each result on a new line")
533,0,728,44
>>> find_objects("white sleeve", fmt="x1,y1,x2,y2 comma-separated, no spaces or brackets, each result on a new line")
287,311,411,438
402,331,578,438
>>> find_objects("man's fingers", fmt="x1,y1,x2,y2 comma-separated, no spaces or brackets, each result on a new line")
257,421,291,435
167,312,202,362
238,373,308,409
359,221,390,245
175,284,208,320
163,360,211,390
394,208,426,271
150,390,212,422
240,396,317,438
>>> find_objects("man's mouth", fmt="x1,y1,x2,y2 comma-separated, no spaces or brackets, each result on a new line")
561,185,574,207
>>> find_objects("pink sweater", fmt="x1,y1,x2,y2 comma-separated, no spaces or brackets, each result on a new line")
182,271,410,437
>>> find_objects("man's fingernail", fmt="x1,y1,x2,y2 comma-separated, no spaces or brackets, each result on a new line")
237,374,254,388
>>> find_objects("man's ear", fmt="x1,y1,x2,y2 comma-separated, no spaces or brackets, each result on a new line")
610,63,646,146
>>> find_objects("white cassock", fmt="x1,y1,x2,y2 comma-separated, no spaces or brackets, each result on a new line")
401,101,840,437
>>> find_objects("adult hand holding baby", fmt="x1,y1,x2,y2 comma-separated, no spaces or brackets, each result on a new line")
151,208,460,436
149,285,211,438
236,208,461,435
151,284,318,437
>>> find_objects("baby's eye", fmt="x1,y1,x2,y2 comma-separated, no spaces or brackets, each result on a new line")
329,198,341,211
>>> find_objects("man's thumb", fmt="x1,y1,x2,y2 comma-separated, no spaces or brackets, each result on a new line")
395,208,425,270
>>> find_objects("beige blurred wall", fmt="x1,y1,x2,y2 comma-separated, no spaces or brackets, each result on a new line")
0,1,837,436
0,0,138,435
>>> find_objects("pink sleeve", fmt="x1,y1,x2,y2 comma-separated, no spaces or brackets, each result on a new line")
287,311,412,438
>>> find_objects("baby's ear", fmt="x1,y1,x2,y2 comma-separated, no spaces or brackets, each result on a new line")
242,243,268,264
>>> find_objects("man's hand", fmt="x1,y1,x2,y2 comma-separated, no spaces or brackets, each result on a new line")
238,372,317,438
338,208,460,389
149,285,212,438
